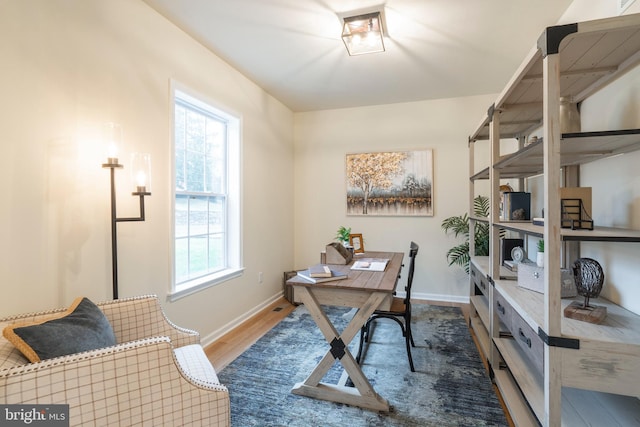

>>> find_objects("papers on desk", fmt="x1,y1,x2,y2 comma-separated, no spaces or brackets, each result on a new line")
297,268,348,284
351,258,389,272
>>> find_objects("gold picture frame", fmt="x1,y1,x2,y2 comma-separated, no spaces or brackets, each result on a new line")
349,234,364,253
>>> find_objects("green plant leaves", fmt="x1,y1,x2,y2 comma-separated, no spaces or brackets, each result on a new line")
441,195,490,273
336,226,351,243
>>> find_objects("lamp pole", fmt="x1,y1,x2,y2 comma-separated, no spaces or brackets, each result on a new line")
103,159,151,300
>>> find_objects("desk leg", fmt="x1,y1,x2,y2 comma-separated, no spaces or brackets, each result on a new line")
291,286,390,412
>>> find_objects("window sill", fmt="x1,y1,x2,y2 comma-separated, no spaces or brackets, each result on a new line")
168,268,244,302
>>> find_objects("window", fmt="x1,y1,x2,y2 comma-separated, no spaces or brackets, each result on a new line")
171,86,242,300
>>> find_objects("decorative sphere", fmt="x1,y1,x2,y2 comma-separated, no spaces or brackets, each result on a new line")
572,258,604,299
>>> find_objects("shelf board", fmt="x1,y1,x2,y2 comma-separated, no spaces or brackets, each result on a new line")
470,166,489,181
562,387,640,427
470,256,516,279
469,15,640,142
492,221,640,242
470,295,490,327
492,129,640,179
494,338,640,426
469,216,488,224
492,368,539,427
471,130,640,180
469,310,490,361
494,337,544,421
470,256,490,271
494,279,640,346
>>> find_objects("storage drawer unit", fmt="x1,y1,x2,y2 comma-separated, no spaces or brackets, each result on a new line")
470,263,489,300
493,290,513,333
511,311,544,375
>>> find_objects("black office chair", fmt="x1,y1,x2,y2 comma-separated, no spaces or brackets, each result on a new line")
356,241,419,372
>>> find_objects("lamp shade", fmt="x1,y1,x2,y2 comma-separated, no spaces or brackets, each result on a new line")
131,152,151,193
104,122,122,164
341,12,385,56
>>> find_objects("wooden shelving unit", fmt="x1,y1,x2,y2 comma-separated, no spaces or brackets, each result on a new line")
494,221,640,241
467,14,640,427
472,129,640,180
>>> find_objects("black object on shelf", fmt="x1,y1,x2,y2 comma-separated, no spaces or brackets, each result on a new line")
561,198,594,230
501,238,524,264
503,192,531,220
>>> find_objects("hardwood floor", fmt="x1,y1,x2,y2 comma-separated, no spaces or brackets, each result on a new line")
204,297,513,426
204,297,297,372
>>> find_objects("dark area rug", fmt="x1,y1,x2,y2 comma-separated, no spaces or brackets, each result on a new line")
217,304,508,426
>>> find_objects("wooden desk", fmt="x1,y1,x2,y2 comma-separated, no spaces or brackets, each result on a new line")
286,251,404,411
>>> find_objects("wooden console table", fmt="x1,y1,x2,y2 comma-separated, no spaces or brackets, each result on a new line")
286,251,404,411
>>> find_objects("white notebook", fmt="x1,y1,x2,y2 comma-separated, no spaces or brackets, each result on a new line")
351,258,389,272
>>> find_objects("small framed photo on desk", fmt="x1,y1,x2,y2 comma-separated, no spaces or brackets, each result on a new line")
349,234,364,254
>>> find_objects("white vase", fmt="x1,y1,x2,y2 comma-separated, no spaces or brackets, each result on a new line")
536,252,544,268
559,96,581,133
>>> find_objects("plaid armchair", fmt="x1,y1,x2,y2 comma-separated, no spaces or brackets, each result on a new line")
0,295,230,426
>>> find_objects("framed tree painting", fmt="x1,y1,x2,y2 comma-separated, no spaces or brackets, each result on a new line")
346,150,433,216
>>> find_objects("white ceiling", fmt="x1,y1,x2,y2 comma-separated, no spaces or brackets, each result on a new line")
143,0,574,112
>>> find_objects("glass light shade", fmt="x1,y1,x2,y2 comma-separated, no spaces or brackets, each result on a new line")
131,152,151,192
104,122,122,164
342,12,385,56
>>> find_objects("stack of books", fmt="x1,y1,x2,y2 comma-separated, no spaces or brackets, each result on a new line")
532,217,544,226
296,264,348,284
503,260,519,272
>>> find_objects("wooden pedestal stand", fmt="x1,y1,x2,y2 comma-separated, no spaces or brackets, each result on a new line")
564,301,607,324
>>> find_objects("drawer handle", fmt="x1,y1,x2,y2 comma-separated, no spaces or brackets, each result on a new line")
533,272,540,279
471,269,476,277
519,328,532,348
480,281,486,291
496,301,505,315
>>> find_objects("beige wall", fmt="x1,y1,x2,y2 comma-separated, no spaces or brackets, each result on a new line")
293,95,496,301
0,0,295,341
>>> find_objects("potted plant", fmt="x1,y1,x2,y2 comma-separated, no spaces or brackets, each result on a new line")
335,226,352,247
441,196,490,273
536,239,544,267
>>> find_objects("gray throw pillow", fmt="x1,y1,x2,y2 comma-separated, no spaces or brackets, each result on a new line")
2,297,116,363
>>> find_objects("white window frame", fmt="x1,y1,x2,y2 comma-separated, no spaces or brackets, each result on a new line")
169,82,242,301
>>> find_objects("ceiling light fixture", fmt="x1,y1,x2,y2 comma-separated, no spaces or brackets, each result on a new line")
341,11,385,56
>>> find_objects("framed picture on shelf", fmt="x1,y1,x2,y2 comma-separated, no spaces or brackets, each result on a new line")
346,150,433,216
349,234,364,253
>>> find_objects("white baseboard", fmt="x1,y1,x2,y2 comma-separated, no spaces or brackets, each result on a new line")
408,291,469,305
200,291,283,347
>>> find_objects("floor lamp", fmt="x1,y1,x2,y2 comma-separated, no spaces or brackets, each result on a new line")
102,123,151,300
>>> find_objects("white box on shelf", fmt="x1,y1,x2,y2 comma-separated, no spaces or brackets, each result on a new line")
517,261,577,298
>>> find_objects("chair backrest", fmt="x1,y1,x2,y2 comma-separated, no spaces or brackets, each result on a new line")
404,241,419,300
